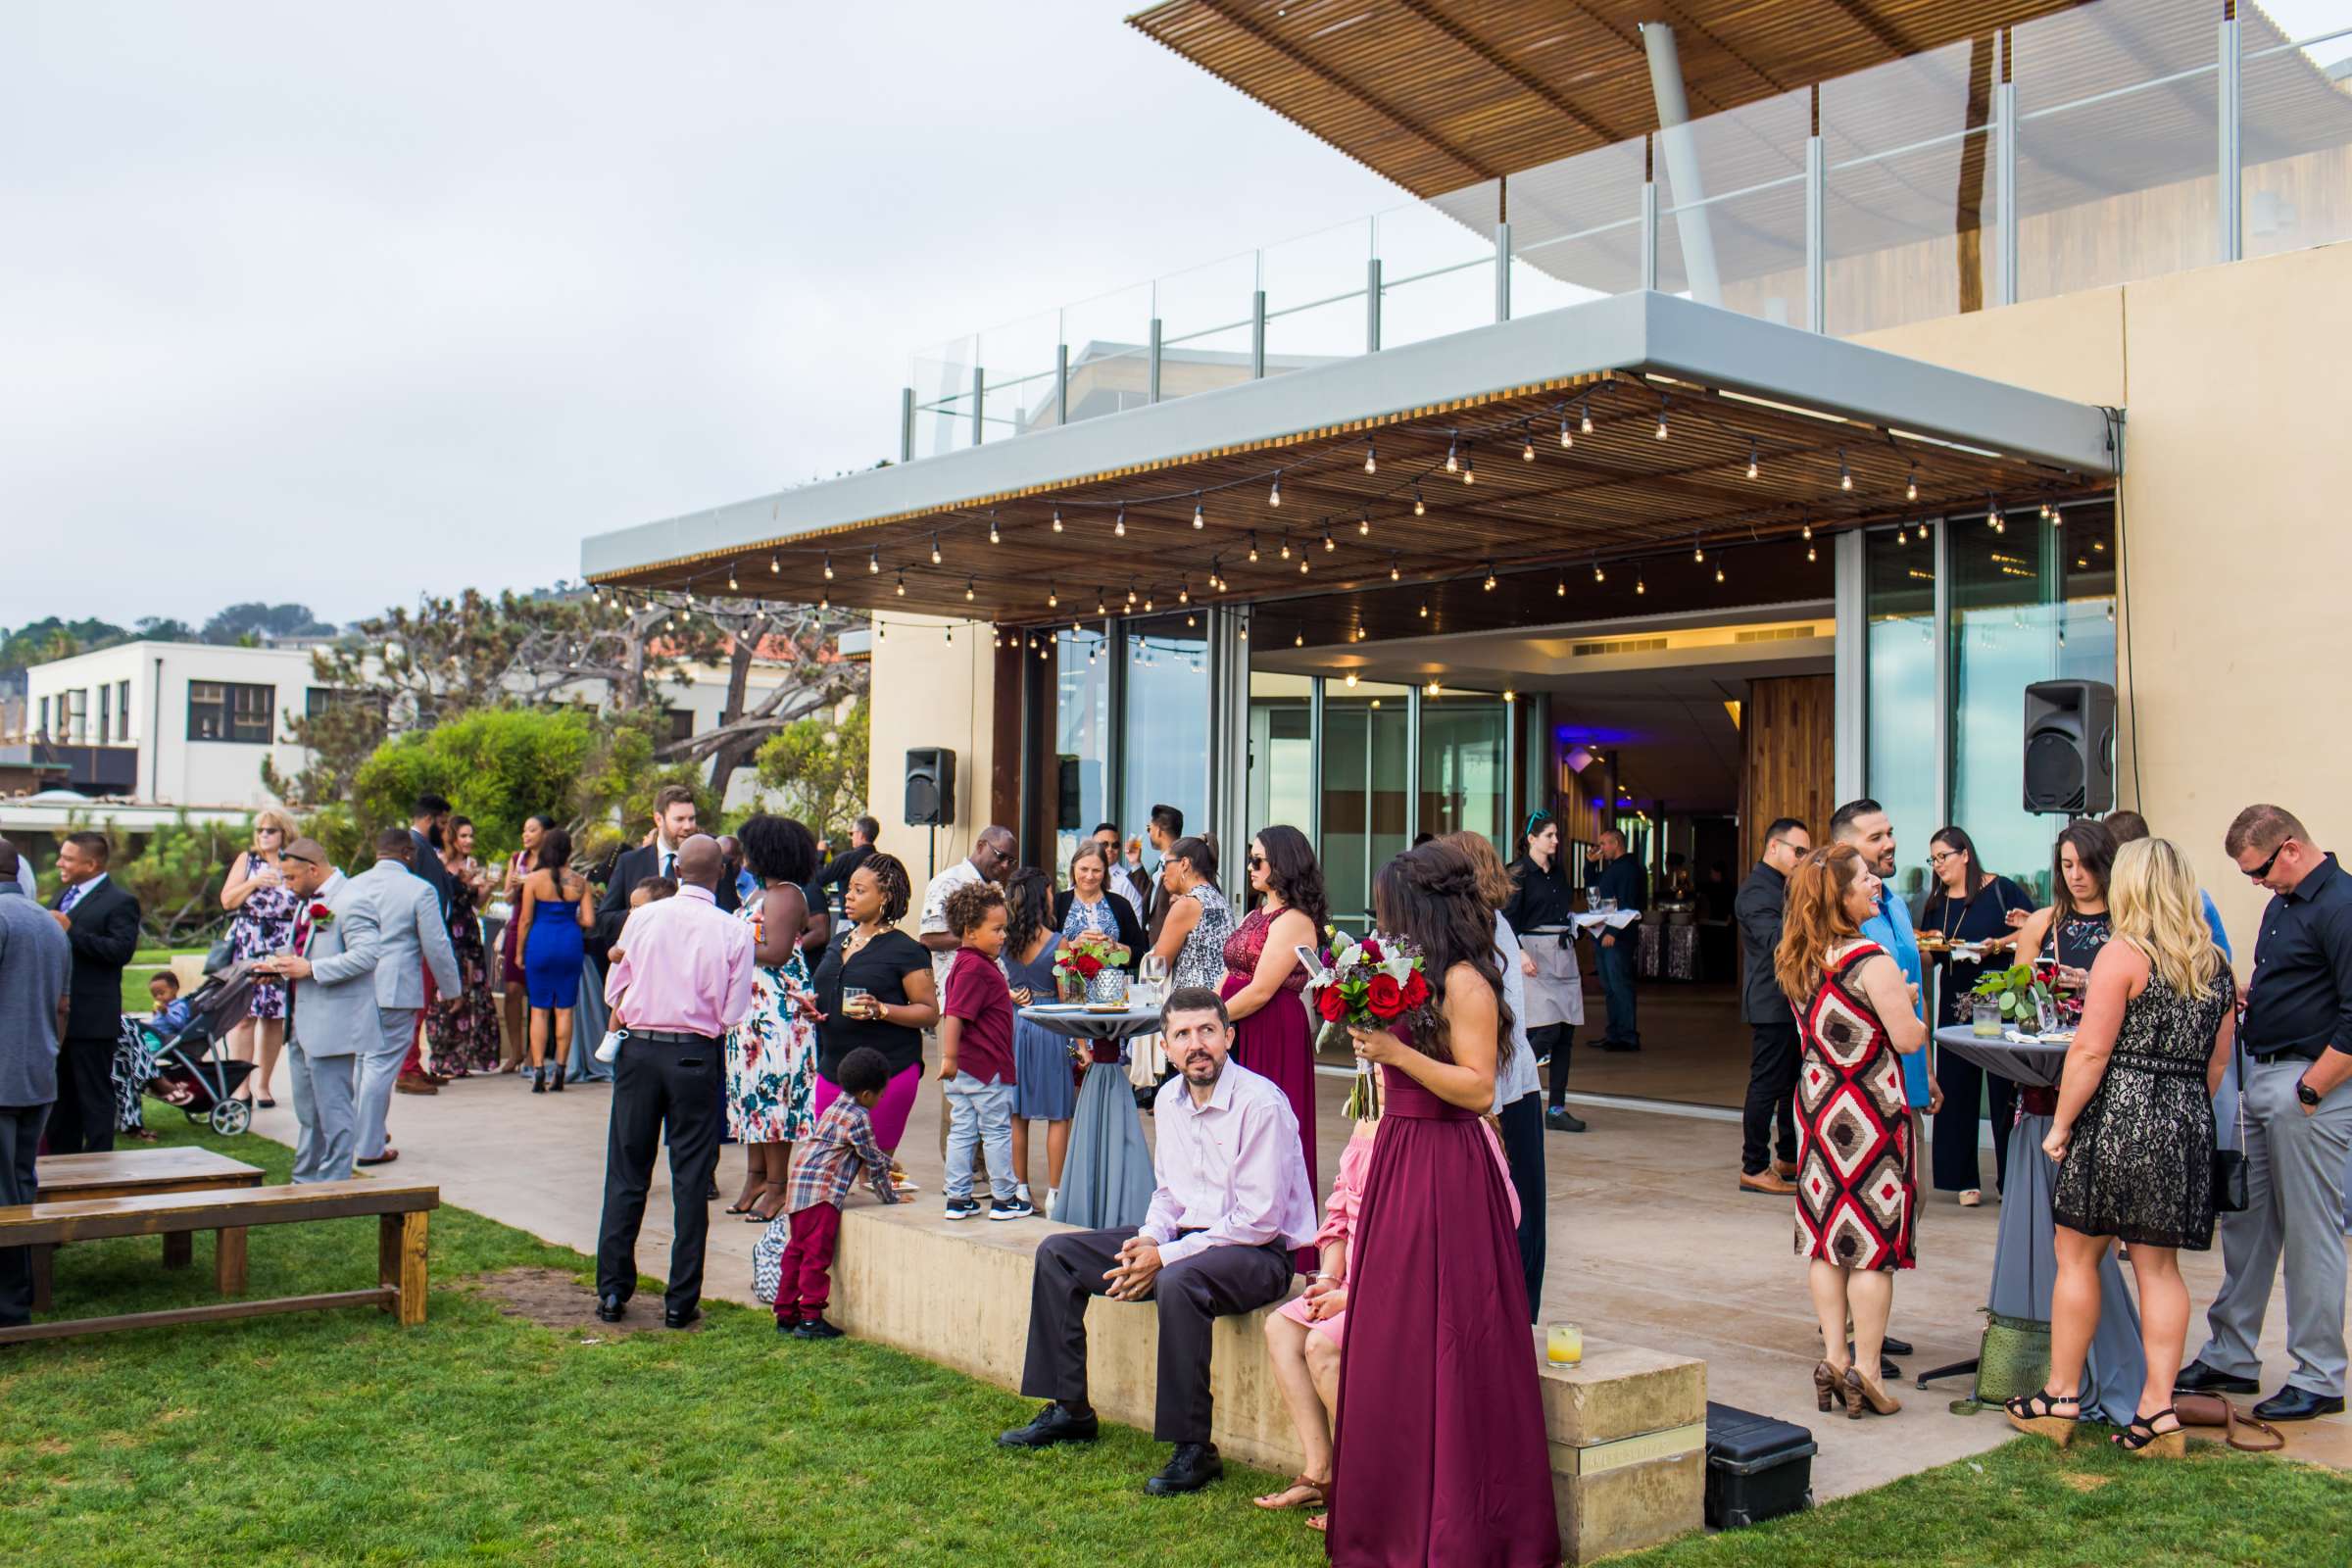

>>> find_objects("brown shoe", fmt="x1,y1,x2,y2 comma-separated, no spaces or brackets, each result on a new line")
1774,1158,1800,1180
1740,1169,1796,1196
395,1074,439,1096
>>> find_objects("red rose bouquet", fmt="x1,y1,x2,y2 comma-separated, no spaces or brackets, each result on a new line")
1303,927,1433,1119
1053,928,1132,1000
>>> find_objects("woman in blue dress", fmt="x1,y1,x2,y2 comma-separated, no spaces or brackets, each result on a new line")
515,825,595,1093
1003,869,1074,1212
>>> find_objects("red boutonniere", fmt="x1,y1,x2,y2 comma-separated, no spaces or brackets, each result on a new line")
308,903,335,928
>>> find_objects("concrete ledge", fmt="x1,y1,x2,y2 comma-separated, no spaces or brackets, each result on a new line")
832,1202,1704,1562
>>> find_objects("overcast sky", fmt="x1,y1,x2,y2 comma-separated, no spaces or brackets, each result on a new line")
3,1,1401,630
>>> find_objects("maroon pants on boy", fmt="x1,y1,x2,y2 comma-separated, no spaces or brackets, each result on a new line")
772,1202,843,1322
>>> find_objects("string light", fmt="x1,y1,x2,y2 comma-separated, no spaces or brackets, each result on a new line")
963,578,975,602
1295,629,1304,648
1917,520,1930,542
1483,564,1497,591
1503,689,1516,704
1048,583,1059,608
1461,448,1476,485
1322,527,1336,553
930,533,943,564
867,550,879,575
1580,400,1594,435
1692,536,1705,564
1905,462,1919,503
1714,563,1726,584
1299,557,1310,575
819,590,829,610
1412,485,1426,517
1636,573,1646,596
1357,510,1371,537
1424,679,1441,697
1418,599,1429,618
1522,426,1537,462
988,515,1001,545
1114,505,1126,538
1248,533,1260,564
823,554,835,580
894,572,906,597
1838,450,1853,492
1178,580,1190,604
1269,471,1283,508
1279,533,1292,561
768,554,780,575
1746,442,1760,480
1126,579,1138,606
1807,543,1818,563
1389,555,1401,581
877,622,886,642
1801,519,1813,541
1592,557,1605,584
1193,494,1204,529
1096,588,1107,614
1052,508,1064,533
1363,439,1377,474
1558,408,1574,448
727,565,738,590
1143,593,1154,612
1655,396,1670,440
944,623,953,643
1345,669,1358,688
1987,495,2005,534
1556,577,1567,598
1445,436,1459,473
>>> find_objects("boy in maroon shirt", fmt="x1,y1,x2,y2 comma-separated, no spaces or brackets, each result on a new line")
940,881,1026,1221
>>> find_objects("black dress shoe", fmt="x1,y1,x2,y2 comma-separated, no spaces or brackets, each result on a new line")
793,1315,845,1340
1544,1106,1588,1133
2176,1359,2261,1396
1882,1336,1914,1358
1144,1442,1223,1495
2255,1386,2345,1422
997,1400,1100,1448
662,1306,702,1330
595,1295,626,1324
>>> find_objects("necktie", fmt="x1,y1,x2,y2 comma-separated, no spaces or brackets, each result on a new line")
662,851,675,879
60,882,84,913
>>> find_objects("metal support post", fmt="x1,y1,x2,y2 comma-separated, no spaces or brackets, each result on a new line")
1642,24,1722,305
968,366,983,449
1804,136,1826,332
1251,290,1267,378
899,387,914,464
1365,258,1383,352
1640,182,1659,291
1148,318,1163,404
2219,17,2243,263
1832,530,1866,805
1931,515,1953,833
1994,75,2019,307
1494,221,1512,322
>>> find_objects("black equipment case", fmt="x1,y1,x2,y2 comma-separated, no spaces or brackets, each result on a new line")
1702,1401,1817,1529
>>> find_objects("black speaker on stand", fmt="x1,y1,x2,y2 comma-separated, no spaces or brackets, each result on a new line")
2023,681,2117,815
906,748,956,881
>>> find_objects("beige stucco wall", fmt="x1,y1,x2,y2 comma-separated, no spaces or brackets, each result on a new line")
1857,241,2352,957
862,610,998,896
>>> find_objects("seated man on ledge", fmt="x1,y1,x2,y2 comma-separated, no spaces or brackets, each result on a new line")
998,985,1315,1494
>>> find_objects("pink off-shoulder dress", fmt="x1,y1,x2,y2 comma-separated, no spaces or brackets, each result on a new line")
1275,1118,1516,1348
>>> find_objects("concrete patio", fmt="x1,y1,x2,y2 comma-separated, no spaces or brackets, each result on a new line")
238,1054,2352,1499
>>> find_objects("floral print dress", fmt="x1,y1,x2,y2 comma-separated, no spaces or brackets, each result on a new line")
727,896,818,1143
431,875,505,1076
227,852,300,1020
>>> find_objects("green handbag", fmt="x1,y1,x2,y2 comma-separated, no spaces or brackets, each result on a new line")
1971,1310,2053,1407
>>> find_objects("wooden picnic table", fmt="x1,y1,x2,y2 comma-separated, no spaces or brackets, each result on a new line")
29,1148,267,1308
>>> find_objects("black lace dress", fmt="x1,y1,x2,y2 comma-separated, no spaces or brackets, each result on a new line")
2051,965,2235,1249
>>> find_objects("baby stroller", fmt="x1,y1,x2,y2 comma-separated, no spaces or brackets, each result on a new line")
141,962,262,1136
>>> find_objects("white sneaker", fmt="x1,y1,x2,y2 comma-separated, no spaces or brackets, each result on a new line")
1015,1182,1033,1205
1043,1188,1059,1218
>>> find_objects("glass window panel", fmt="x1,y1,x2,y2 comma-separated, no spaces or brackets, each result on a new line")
1262,219,1371,368
1054,625,1112,879
2240,14,2352,261
1375,181,1497,349
1153,252,1260,403
2013,0,2222,300
1061,281,1154,426
1417,689,1509,854
1822,40,2000,335
907,334,977,459
1865,528,1938,907
1119,615,1210,864
1505,139,1647,316
978,309,1063,439
1320,681,1411,936
1654,88,1812,329
1947,510,2062,898
1248,671,1315,855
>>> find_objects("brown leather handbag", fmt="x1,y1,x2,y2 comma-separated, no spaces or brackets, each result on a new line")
2173,1393,2285,1451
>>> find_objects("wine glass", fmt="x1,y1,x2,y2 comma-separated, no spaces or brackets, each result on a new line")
1139,953,1168,1005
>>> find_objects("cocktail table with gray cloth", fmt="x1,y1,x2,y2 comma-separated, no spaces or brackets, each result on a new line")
1017,1004,1162,1228
1924,1028,2146,1423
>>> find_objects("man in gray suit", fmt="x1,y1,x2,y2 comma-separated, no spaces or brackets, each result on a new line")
339,830,459,1168
1,837,73,1325
258,839,380,1184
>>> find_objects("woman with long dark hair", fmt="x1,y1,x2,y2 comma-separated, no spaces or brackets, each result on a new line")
1324,841,1558,1564
726,813,820,1222
431,815,504,1077
1503,809,1585,1134
2012,820,2121,997
496,813,556,1072
809,854,937,1165
514,825,595,1092
1221,824,1328,1230
1921,825,2036,1202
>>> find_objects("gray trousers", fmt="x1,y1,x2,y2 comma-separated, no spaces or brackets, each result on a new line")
0,1102,49,1324
355,1006,418,1162
943,1072,1015,1201
287,1040,359,1184
2194,1055,2352,1397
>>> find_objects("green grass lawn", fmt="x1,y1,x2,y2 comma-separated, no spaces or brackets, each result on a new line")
5,1114,2344,1567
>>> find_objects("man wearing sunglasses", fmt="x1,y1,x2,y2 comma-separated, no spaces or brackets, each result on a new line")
2180,805,2352,1422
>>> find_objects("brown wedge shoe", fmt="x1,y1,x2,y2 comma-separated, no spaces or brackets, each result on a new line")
2112,1406,2185,1458
2003,1388,2079,1446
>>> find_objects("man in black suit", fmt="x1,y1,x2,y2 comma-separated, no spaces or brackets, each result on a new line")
1734,817,1812,1197
594,784,736,962
48,831,142,1154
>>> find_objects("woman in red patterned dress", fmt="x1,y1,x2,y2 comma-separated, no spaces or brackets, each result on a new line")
1775,843,1928,1420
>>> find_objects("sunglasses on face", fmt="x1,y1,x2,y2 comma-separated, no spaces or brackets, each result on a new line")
1248,854,1267,869
2244,840,2291,881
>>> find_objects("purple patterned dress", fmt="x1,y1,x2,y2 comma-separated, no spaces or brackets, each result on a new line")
227,852,299,1020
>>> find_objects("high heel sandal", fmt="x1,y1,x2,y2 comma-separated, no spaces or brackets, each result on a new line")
1813,1361,1843,1413
551,1062,566,1093
2112,1406,2185,1458
1843,1367,1902,1419
530,1066,547,1094
2004,1388,2080,1446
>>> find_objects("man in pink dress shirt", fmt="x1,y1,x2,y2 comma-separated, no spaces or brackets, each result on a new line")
998,986,1316,1495
594,835,754,1329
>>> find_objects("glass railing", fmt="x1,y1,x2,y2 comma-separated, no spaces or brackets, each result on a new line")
904,0,2352,460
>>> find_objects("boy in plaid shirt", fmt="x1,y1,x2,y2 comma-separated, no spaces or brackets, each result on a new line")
754,1045,899,1339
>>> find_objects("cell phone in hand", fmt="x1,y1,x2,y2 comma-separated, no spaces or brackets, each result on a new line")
1294,944,1330,982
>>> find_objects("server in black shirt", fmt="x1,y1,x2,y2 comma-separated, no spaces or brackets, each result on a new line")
2180,805,2352,1422
1502,813,1585,1133
1734,818,1813,1195
1588,829,1646,1052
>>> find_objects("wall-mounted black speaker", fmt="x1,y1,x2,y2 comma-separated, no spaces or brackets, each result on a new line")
2023,680,2116,815
905,748,956,827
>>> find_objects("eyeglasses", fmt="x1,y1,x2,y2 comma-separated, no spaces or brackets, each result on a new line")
2243,839,2291,881
1927,850,1960,867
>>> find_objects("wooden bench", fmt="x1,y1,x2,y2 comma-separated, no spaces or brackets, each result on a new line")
31,1149,267,1307
0,1180,440,1344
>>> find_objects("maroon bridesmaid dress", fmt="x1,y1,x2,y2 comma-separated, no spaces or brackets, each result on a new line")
1326,1064,1560,1567
1219,906,1319,1263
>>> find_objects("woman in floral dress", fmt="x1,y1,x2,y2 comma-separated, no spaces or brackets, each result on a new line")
431,816,505,1076
220,808,301,1105
728,814,822,1222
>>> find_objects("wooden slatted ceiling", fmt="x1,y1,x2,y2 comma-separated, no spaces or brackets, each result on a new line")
1128,0,2087,198
596,371,2109,625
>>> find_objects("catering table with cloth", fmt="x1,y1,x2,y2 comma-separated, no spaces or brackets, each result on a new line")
1926,1027,2146,1424
1017,1003,1165,1229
